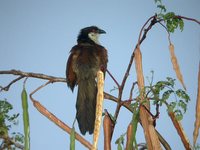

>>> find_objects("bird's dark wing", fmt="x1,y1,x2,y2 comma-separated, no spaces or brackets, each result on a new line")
97,46,108,75
66,46,79,91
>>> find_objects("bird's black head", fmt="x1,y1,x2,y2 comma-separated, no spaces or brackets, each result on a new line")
77,26,106,44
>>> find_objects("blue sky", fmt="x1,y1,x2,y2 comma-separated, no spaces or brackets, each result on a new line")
0,0,199,149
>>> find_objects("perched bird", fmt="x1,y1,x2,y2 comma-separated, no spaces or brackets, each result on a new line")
66,26,108,135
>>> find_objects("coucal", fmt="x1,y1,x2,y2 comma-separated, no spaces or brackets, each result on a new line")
66,26,108,135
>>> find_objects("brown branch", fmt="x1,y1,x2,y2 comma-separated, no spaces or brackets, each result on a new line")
108,18,159,137
176,15,200,25
111,16,158,134
104,92,133,112
138,15,157,45
0,76,25,92
141,105,156,120
106,69,120,88
129,82,138,100
119,15,158,95
155,103,160,119
0,70,66,83
29,81,93,150
119,15,156,96
141,104,160,127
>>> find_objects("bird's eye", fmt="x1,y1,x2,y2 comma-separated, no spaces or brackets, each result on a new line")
90,33,95,36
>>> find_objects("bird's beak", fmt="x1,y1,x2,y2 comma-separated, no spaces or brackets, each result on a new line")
98,29,106,34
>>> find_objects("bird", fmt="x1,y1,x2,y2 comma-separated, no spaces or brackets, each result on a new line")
66,26,108,135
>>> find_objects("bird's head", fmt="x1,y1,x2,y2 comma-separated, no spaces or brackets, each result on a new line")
77,26,106,44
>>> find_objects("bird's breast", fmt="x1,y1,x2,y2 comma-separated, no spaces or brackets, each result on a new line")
72,47,101,80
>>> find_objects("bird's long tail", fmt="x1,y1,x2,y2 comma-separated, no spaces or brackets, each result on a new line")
76,78,97,135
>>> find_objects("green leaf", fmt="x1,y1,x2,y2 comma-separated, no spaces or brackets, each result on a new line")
131,110,139,150
162,12,185,33
0,100,20,136
176,89,190,102
179,19,184,31
130,101,139,110
154,0,161,3
162,90,174,101
167,20,175,33
155,81,164,89
165,12,175,20
115,134,124,144
174,109,183,121
70,127,75,150
117,143,123,150
12,132,24,143
110,86,118,92
168,102,176,113
194,144,200,150
0,99,24,149
166,77,176,87
157,5,166,12
0,100,13,114
0,126,8,136
115,133,126,150
178,100,187,113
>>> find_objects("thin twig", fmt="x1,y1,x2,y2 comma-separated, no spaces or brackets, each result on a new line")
106,69,120,88
129,82,138,100
140,105,159,121
0,76,25,92
155,103,160,119
104,92,133,112
158,21,171,44
176,15,200,25
23,77,28,89
121,14,157,99
138,15,157,45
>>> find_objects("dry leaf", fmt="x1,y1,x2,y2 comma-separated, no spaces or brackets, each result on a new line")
169,43,186,90
103,112,112,150
135,46,145,88
193,63,200,146
125,123,133,150
168,112,192,149
134,46,162,149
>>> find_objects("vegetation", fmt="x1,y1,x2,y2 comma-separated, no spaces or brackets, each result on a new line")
0,0,200,150
0,100,24,150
